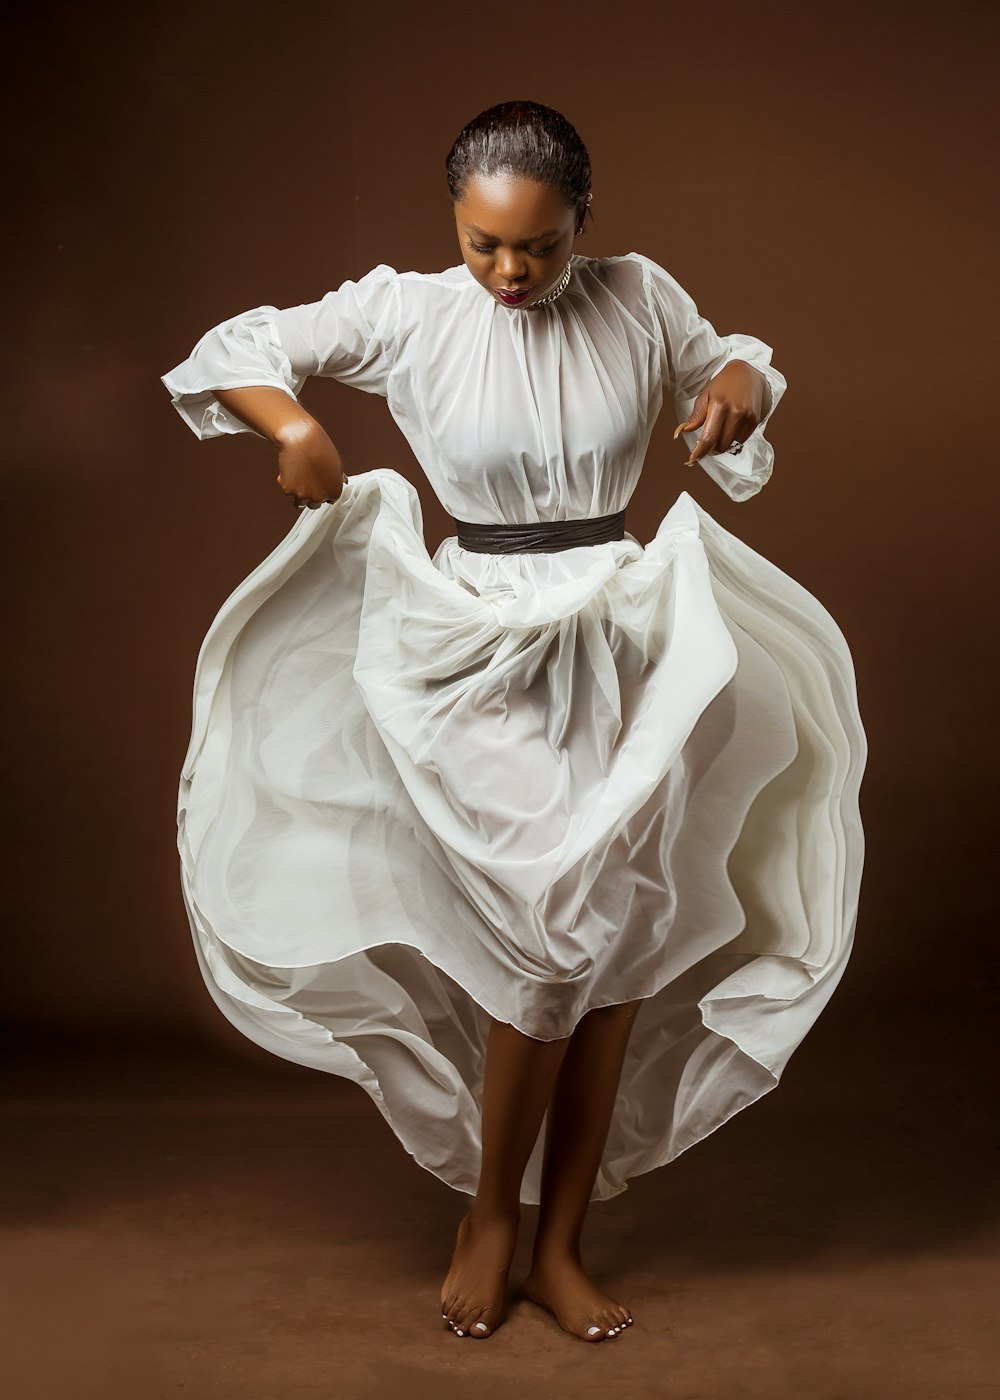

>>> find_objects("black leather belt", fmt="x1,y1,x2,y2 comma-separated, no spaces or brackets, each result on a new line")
453,508,627,554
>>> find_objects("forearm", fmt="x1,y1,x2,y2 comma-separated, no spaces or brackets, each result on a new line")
213,386,322,447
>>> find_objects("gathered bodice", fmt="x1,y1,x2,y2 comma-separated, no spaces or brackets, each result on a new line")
161,252,786,519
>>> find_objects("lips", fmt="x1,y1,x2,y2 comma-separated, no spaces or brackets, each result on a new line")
495,287,534,305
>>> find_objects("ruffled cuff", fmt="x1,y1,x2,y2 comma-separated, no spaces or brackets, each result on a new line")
160,306,307,440
673,335,788,503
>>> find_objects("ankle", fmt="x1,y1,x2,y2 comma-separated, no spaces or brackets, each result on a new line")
530,1234,582,1269
468,1199,521,1229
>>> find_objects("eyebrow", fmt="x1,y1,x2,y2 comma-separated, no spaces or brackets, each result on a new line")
463,224,561,243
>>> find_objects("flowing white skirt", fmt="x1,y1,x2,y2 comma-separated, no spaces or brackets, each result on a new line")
177,468,867,1203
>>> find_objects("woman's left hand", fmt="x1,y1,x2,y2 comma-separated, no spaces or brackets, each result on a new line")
672,361,769,467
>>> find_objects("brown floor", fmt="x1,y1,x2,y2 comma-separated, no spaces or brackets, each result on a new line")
4,995,996,1400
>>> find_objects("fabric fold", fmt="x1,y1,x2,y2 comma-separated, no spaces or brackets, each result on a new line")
176,467,866,1202
160,306,305,440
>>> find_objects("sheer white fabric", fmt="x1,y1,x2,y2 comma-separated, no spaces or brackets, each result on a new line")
161,254,866,1203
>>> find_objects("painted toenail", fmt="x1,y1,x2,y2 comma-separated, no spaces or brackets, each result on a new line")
456,1329,464,1336
474,1322,488,1332
588,1326,601,1335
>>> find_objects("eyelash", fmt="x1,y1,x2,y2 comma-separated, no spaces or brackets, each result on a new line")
467,240,557,259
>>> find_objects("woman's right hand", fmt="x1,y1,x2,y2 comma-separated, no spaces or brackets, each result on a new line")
210,389,349,509
275,418,349,510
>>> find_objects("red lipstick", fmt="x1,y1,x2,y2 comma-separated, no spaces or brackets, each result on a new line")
495,287,534,306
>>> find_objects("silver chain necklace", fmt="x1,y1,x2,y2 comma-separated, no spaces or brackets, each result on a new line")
527,259,573,310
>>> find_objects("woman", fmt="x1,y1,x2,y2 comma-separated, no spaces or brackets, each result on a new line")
161,101,867,1345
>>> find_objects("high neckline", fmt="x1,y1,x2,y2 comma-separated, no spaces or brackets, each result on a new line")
469,257,580,312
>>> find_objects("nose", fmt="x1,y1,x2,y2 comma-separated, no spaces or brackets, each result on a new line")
495,251,528,282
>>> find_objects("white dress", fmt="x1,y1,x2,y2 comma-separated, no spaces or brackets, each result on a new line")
161,252,867,1204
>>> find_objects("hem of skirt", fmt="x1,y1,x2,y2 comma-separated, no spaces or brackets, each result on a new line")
179,858,800,1207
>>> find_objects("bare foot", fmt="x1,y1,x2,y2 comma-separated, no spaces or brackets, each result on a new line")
440,1208,519,1339
523,1249,634,1342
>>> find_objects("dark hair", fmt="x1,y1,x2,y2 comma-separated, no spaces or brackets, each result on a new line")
445,100,593,233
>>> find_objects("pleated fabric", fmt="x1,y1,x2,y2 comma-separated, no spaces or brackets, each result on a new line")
164,253,866,1202
175,469,865,1202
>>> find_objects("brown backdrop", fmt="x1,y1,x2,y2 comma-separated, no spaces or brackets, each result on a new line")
5,4,998,1396
4,2,995,1047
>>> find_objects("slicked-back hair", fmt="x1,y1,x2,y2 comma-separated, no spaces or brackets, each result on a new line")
445,100,593,232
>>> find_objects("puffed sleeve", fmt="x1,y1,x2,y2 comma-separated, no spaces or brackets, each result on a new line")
160,263,401,440
631,252,787,501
